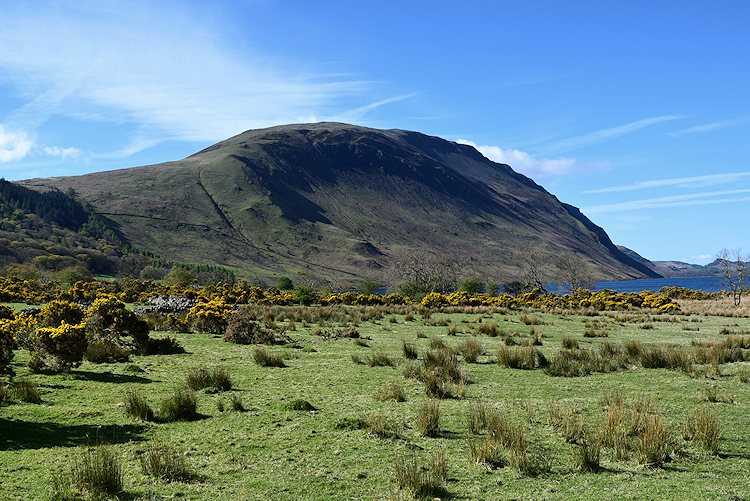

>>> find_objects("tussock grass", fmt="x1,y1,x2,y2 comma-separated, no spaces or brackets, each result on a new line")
124,390,154,421
253,347,286,368
368,351,398,367
377,382,406,402
684,407,721,454
477,322,499,336
548,402,585,443
457,337,483,363
159,387,198,422
635,413,671,467
576,431,602,472
186,366,232,392
54,446,123,499
139,442,197,482
497,345,545,370
468,436,507,468
466,400,489,434
11,379,42,404
416,399,441,437
394,448,447,498
401,340,418,360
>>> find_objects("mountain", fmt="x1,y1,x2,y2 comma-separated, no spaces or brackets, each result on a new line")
616,245,743,277
21,122,659,284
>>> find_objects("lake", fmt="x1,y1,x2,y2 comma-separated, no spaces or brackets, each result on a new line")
592,275,726,293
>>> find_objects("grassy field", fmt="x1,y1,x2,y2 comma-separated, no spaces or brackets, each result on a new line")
1,305,750,499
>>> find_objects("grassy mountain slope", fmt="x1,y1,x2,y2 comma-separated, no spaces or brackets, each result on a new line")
22,123,658,284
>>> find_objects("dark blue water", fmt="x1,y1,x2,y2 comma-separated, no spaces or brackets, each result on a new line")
593,275,726,293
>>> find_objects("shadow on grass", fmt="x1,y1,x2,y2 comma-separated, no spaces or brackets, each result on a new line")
0,418,147,450
73,370,154,384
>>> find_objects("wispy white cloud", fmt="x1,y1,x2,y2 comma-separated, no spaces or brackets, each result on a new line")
541,115,684,154
40,145,81,159
0,125,33,163
583,189,750,214
455,139,581,177
0,1,394,156
670,117,750,137
584,172,750,194
333,94,417,122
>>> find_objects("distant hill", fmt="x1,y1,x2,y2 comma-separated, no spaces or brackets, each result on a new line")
0,179,122,274
21,123,659,285
616,245,743,278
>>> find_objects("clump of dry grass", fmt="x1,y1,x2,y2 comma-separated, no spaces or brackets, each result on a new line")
683,407,721,454
401,340,418,360
416,399,441,437
457,337,483,363
497,346,546,370
548,402,585,443
377,382,406,402
561,335,579,350
634,413,671,467
394,448,447,498
466,401,489,434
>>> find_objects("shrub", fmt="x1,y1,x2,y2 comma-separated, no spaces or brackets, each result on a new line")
11,379,41,404
144,336,185,355
86,295,150,351
31,322,88,373
458,337,483,363
38,300,84,328
635,414,671,467
186,298,235,335
416,399,441,437
394,449,447,498
402,340,418,360
124,390,154,421
186,367,232,392
253,347,286,368
69,446,123,497
684,407,721,454
160,387,198,422
0,319,17,373
84,339,131,364
377,382,406,402
139,442,197,482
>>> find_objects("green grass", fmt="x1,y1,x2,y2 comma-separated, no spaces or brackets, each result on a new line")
1,308,750,499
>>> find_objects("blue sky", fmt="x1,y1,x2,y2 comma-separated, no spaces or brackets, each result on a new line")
0,1,748,264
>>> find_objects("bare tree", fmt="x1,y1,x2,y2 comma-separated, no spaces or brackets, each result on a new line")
521,249,548,293
393,250,458,295
556,252,595,292
718,248,747,306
